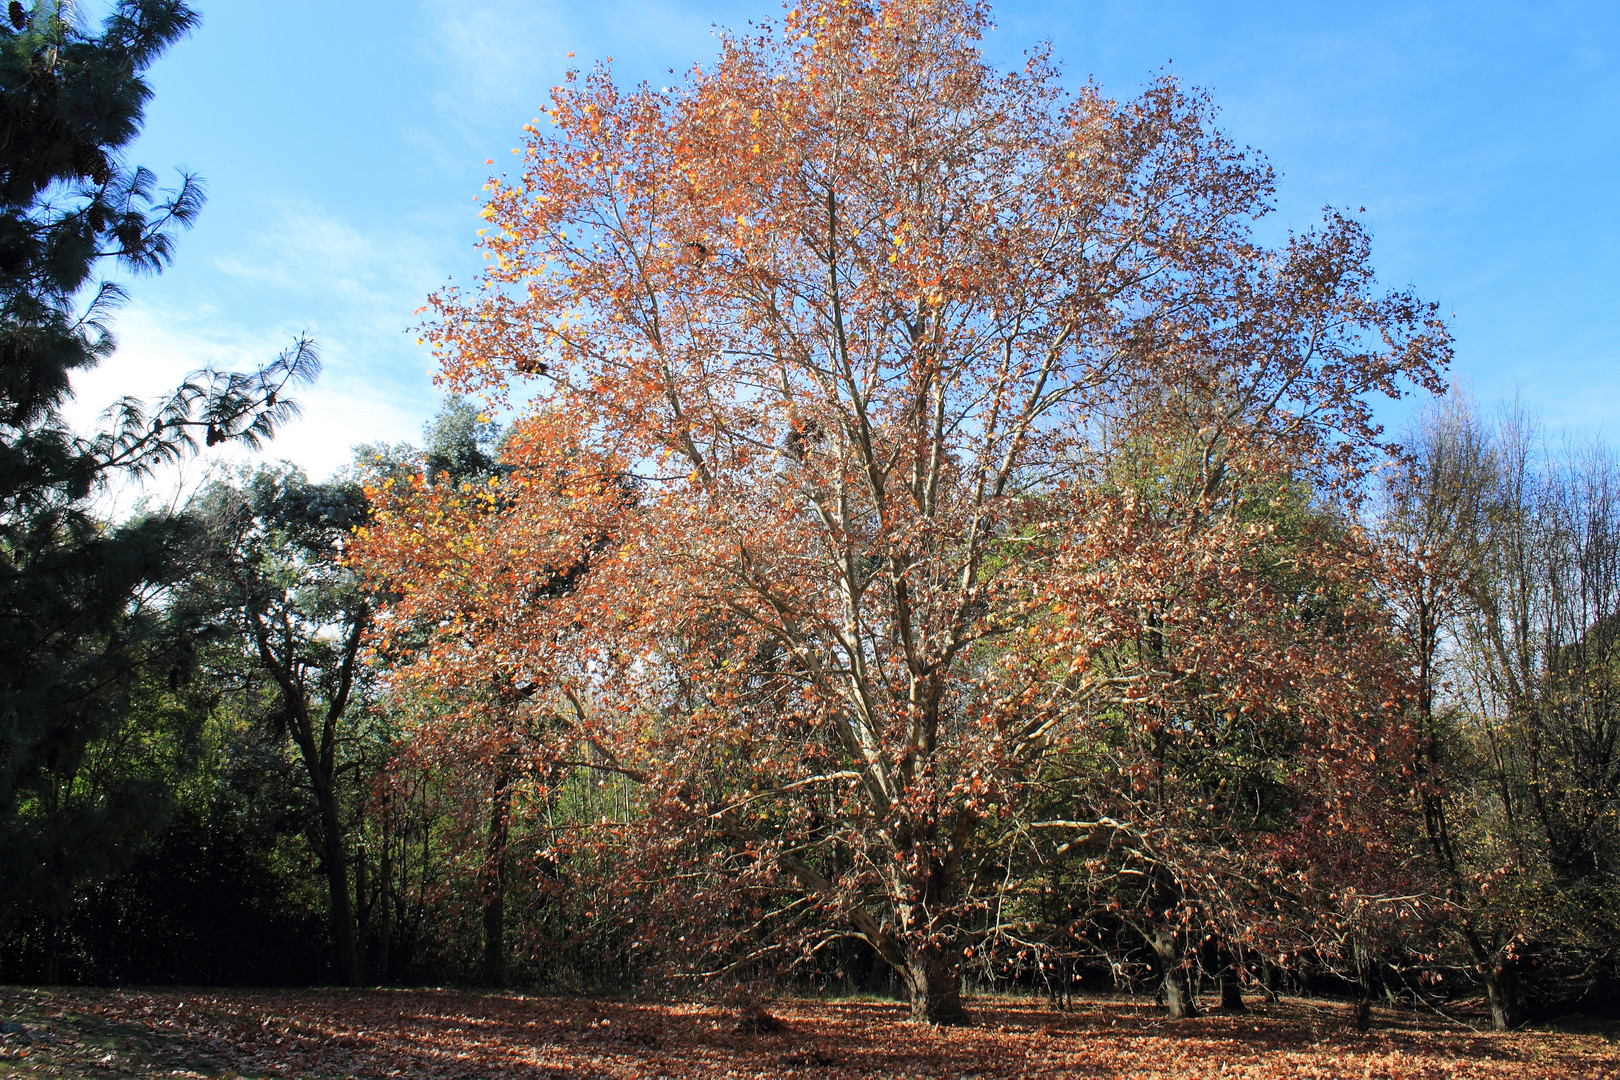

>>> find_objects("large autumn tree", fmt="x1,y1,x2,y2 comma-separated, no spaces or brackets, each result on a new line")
358,0,1449,1022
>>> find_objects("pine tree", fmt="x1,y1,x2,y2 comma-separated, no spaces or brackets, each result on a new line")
0,2,316,979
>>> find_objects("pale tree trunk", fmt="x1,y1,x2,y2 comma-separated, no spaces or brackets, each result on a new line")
899,811,976,1024
1484,960,1520,1032
1457,923,1522,1031
482,771,511,987
779,849,968,1025
1353,939,1376,1032
1150,929,1199,1019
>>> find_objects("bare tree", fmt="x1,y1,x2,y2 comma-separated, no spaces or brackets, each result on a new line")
1384,396,1620,1028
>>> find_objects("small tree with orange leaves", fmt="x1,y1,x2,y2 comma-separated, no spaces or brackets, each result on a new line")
356,0,1448,1022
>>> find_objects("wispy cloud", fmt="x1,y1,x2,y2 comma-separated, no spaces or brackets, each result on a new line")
68,196,450,488
413,0,578,145
410,0,741,144
211,198,441,329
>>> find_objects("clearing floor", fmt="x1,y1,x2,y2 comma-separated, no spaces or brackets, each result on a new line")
0,986,1615,1079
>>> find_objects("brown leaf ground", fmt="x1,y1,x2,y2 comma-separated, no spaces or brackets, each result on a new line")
1,987,1615,1079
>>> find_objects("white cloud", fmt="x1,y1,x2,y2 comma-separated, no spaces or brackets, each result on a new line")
66,197,450,498
65,298,428,482
65,1,763,515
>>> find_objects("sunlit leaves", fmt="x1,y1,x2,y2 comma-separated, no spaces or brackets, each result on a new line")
358,0,1451,1016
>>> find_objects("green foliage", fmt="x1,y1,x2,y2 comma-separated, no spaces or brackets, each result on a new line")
422,396,501,483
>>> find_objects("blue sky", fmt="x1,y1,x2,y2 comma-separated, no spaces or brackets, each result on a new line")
70,0,1619,480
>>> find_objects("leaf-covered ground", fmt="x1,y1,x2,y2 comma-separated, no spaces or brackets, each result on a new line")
1,987,1615,1079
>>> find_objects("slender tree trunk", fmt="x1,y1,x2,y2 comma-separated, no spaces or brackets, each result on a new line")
42,836,66,985
1201,937,1245,1012
1219,952,1246,1012
314,773,358,986
1259,962,1282,1002
251,608,367,989
1050,952,1074,1011
1353,938,1378,1031
377,825,392,985
1458,925,1521,1032
1150,929,1199,1019
482,773,511,987
42,903,59,985
354,842,370,982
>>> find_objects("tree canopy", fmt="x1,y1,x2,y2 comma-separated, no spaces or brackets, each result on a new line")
357,0,1451,1023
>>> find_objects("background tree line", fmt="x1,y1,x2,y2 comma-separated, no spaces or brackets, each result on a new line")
13,392,1613,1030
